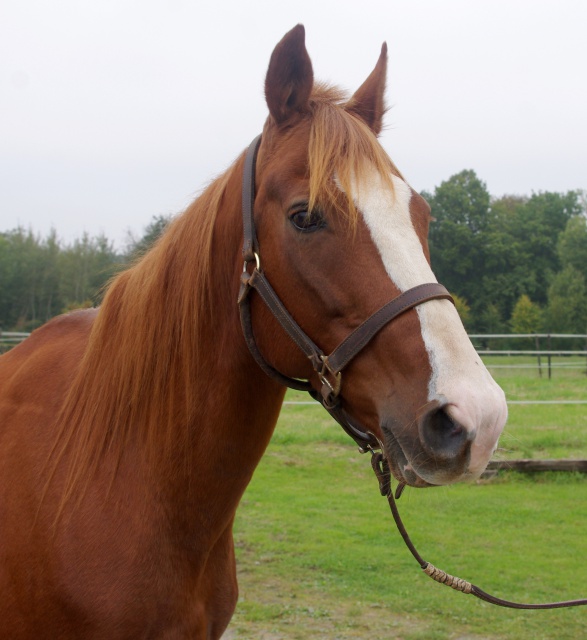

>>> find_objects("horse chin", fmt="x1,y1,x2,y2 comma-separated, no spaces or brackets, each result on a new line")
381,427,434,489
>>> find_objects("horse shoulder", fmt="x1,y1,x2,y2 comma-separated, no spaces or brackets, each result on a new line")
0,308,97,489
0,309,96,404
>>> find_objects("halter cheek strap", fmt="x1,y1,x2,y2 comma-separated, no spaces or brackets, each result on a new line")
237,134,453,450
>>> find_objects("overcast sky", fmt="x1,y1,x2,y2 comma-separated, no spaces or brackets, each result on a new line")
2,0,586,246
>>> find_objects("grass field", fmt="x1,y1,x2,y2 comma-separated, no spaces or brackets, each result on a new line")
226,357,587,639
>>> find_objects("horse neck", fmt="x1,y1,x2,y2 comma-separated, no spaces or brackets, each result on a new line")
137,153,287,498
56,154,286,531
195,152,287,436
166,159,296,538
183,166,288,492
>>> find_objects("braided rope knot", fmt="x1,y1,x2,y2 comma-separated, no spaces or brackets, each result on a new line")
424,563,473,594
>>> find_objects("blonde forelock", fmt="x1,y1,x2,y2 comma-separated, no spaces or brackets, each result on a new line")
307,83,400,224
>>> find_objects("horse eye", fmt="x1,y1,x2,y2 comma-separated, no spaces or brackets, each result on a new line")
289,208,325,233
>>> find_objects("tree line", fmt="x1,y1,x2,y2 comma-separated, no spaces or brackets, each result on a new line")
0,215,170,332
423,171,586,347
1,172,586,344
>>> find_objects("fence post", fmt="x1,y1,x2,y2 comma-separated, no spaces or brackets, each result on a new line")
535,334,542,378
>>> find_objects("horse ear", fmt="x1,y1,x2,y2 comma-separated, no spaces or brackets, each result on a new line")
265,24,314,126
346,43,388,135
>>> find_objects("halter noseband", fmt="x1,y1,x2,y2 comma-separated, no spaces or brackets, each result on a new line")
237,134,453,450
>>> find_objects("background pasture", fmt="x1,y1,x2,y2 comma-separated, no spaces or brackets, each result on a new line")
227,357,587,639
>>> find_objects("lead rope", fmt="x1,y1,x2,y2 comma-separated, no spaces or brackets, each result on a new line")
369,449,587,610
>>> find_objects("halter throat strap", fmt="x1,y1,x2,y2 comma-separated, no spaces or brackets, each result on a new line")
238,134,453,449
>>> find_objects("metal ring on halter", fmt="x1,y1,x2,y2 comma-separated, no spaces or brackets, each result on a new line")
242,252,261,273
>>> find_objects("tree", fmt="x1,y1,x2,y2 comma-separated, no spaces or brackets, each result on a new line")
481,196,531,320
0,228,53,330
479,191,583,322
452,293,472,329
545,266,587,340
507,191,581,306
428,169,492,234
58,233,118,310
427,170,491,316
510,294,543,334
124,214,172,262
476,303,508,349
557,215,587,281
0,228,119,331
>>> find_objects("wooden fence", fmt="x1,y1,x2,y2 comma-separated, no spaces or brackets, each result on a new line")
483,459,587,478
0,331,30,353
470,333,587,379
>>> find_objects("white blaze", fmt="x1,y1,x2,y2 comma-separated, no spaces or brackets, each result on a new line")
352,170,507,477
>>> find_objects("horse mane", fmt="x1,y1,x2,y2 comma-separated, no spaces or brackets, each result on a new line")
51,82,400,508
51,164,236,508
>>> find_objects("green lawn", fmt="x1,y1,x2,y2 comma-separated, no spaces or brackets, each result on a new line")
489,356,587,461
227,358,587,639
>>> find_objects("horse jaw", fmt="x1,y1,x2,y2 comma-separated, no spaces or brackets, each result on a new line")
350,169,507,485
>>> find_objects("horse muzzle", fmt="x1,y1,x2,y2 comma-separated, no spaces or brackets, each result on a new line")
381,400,491,487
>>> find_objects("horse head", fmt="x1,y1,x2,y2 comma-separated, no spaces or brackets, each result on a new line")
244,25,507,488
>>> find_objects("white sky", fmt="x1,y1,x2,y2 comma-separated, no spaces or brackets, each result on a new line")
1,0,586,246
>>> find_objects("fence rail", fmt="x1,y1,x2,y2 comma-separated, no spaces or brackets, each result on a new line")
479,350,586,355
0,331,31,340
469,334,587,339
283,399,587,407
1,332,587,380
485,459,587,474
0,331,31,352
471,334,587,379
2,332,586,403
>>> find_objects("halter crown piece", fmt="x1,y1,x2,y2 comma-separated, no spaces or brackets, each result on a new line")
238,135,587,610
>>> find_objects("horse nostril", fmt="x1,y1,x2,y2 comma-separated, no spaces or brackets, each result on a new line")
420,407,469,459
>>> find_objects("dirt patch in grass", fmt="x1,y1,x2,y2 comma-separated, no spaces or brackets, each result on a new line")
223,559,498,640
225,574,424,639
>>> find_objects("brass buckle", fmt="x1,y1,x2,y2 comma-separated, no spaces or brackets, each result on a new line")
318,355,342,400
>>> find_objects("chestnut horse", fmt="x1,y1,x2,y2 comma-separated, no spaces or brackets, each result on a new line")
0,25,507,639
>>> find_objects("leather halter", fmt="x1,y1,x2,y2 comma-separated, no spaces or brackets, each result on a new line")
238,134,453,451
238,134,587,611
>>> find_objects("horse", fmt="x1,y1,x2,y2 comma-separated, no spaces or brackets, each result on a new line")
0,25,507,639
